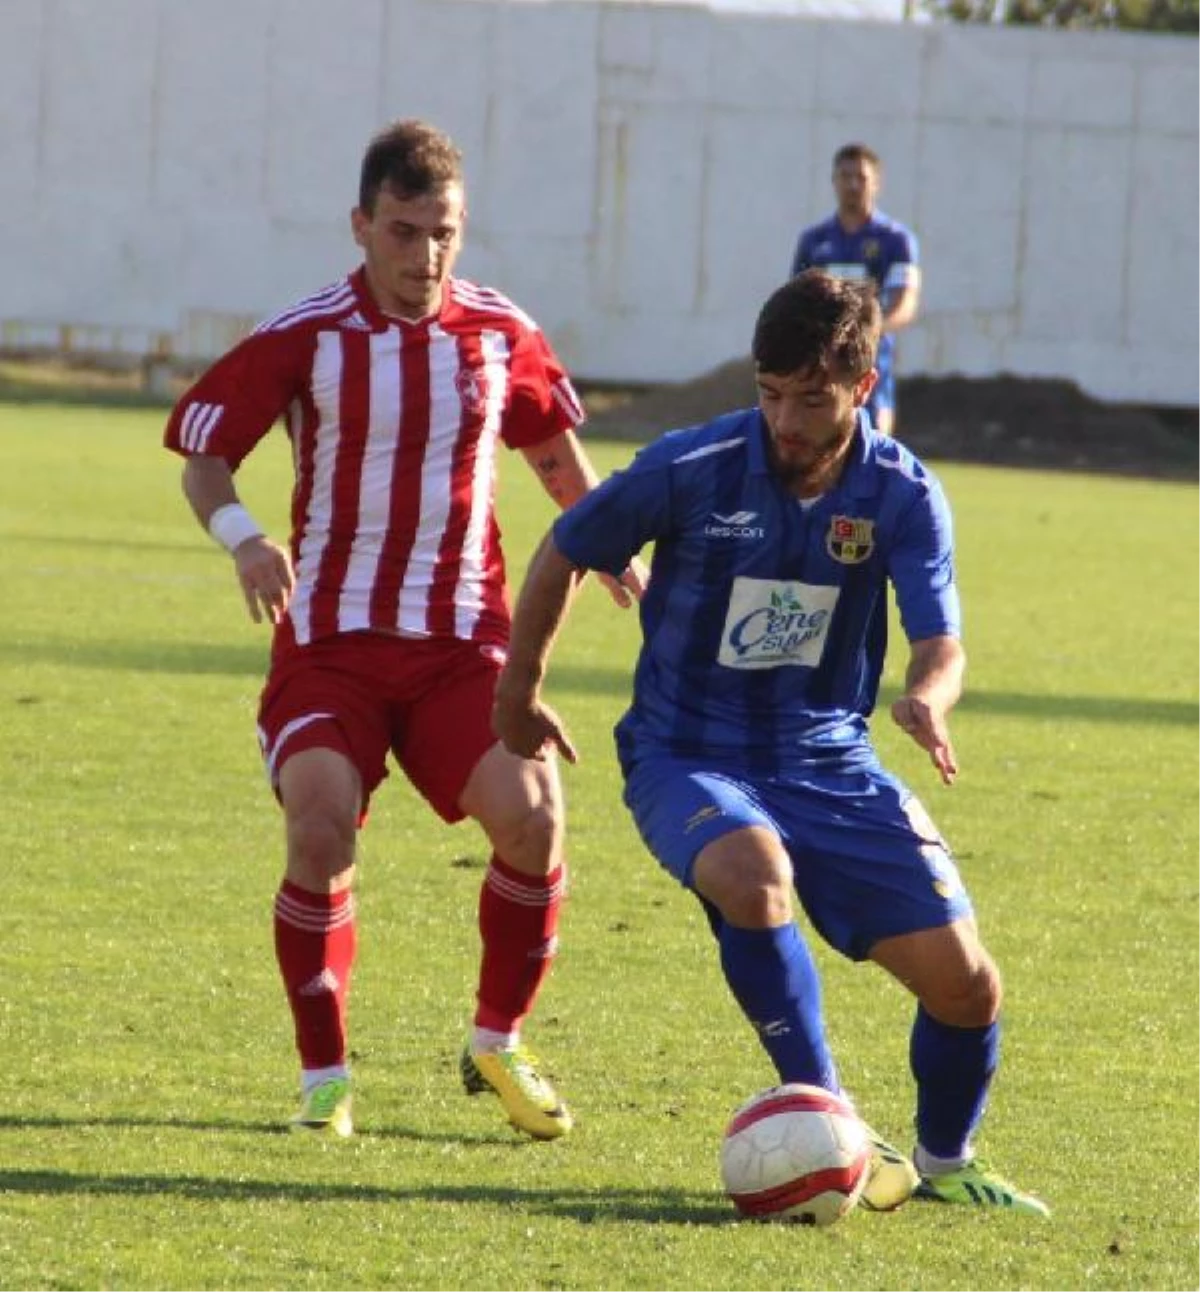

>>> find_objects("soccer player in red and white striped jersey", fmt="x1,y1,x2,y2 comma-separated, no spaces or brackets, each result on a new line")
165,119,645,1141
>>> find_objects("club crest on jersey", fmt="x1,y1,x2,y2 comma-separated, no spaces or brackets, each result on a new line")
455,368,486,417
862,238,881,262
826,515,875,564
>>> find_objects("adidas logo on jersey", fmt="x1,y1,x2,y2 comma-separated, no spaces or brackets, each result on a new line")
705,510,765,540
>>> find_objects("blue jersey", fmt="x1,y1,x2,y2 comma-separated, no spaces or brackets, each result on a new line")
553,410,958,775
790,212,919,414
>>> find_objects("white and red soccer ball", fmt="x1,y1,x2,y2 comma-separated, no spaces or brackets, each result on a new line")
720,1083,871,1226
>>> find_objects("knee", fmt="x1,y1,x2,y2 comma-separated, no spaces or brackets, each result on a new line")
285,802,357,883
695,842,794,929
924,956,1003,1028
489,795,564,876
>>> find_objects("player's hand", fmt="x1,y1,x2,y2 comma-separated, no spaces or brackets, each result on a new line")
596,556,649,608
232,536,295,625
891,694,958,786
492,688,578,765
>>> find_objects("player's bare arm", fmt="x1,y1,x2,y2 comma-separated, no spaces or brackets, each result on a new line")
520,431,647,607
493,533,585,764
891,633,964,786
181,455,295,626
522,429,600,508
881,273,921,334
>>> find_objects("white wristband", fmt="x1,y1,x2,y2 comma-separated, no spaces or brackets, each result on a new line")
208,503,264,553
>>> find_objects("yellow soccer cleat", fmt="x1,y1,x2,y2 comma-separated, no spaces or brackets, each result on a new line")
461,1045,573,1140
289,1076,353,1138
915,1159,1051,1217
858,1124,920,1212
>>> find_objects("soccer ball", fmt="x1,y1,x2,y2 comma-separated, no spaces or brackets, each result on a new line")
720,1083,871,1226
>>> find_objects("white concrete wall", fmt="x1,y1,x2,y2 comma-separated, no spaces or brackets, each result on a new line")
0,0,1195,405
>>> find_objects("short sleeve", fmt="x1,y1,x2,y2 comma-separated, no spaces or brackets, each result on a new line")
882,226,920,292
888,476,961,643
790,229,813,277
553,446,673,577
164,327,309,469
501,328,585,450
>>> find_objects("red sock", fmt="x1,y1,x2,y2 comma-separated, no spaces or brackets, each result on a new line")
474,855,565,1033
273,880,357,1070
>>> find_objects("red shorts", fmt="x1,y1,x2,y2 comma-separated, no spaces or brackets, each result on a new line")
256,632,506,823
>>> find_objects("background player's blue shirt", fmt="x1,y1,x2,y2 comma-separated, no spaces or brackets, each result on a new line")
553,410,958,775
790,212,919,404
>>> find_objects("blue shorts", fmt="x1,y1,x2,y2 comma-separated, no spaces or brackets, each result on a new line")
623,756,973,961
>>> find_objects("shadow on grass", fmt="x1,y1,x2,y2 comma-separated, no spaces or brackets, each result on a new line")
6,530,207,557
0,636,265,678
0,1165,732,1225
937,690,1196,727
550,665,1197,727
0,1113,516,1147
2,643,1195,728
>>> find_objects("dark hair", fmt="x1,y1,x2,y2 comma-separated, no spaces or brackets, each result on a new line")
833,142,881,172
752,270,881,379
358,119,464,212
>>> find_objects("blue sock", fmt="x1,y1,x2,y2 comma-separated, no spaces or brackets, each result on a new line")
910,1005,999,1159
718,921,838,1091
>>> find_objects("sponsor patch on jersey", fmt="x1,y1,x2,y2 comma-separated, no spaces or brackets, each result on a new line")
823,262,869,282
717,577,838,670
826,515,875,564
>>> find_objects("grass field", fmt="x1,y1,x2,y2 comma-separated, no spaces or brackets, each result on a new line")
0,400,1196,1291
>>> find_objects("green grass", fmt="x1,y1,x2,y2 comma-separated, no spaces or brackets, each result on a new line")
0,402,1196,1291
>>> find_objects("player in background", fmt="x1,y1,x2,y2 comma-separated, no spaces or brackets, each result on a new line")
790,143,920,438
164,119,645,1142
493,271,1049,1216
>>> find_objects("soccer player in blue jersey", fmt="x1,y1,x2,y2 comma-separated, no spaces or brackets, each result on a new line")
493,270,1049,1217
791,143,920,437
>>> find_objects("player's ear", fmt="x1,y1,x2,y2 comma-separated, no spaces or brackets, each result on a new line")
350,207,368,248
853,368,877,408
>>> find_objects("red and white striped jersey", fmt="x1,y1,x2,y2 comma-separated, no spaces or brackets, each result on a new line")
165,268,585,648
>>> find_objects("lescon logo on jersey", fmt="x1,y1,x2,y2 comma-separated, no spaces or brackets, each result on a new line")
717,577,839,670
704,510,764,540
826,515,875,564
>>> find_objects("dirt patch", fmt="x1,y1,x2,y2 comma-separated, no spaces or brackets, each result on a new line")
580,358,1198,482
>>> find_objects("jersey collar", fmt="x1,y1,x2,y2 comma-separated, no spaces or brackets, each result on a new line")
841,411,884,499
349,265,448,332
349,266,389,330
